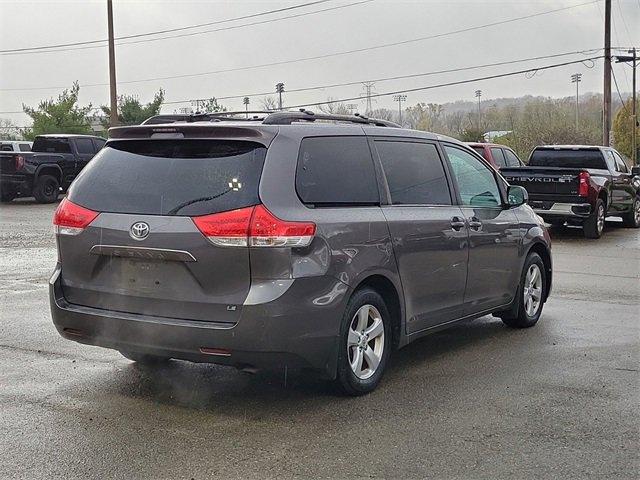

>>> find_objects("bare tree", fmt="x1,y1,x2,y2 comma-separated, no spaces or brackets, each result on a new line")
261,96,278,111
318,98,351,115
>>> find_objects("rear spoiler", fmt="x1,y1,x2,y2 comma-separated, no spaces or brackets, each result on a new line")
107,124,276,146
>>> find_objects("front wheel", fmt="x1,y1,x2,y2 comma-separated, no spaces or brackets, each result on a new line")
500,252,546,329
622,197,640,228
335,288,392,396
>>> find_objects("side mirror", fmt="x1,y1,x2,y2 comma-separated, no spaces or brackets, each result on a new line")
631,166,640,176
507,185,528,208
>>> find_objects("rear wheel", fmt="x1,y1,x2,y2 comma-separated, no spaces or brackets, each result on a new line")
120,351,171,365
335,288,391,396
622,197,640,228
583,198,605,239
0,186,17,202
500,252,546,329
33,174,60,203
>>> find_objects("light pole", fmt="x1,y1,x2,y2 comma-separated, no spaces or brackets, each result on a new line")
475,90,482,129
107,0,118,127
393,94,407,126
275,83,285,110
243,97,250,118
571,73,582,131
615,49,638,165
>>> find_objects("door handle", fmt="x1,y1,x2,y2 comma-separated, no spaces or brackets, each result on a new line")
450,216,466,231
468,217,482,231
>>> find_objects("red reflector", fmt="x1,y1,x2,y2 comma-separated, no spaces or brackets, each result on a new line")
53,198,99,235
199,347,232,357
15,155,25,171
578,171,590,197
192,204,316,248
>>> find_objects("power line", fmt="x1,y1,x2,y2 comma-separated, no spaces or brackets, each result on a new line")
0,1,371,57
0,56,604,128
0,0,334,54
0,0,605,91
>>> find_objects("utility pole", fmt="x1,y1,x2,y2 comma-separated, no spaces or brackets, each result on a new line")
275,83,285,110
615,48,638,165
243,97,250,118
571,73,582,131
361,82,375,114
603,0,612,146
107,0,118,127
393,94,407,126
475,90,482,129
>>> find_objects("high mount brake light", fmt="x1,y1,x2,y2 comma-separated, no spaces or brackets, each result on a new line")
578,171,590,197
192,204,316,248
53,198,99,236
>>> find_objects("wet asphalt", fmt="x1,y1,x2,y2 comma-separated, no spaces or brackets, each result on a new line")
0,198,638,479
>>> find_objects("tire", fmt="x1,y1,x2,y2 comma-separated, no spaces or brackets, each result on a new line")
33,174,60,204
120,350,171,365
0,186,17,203
500,252,546,329
583,198,605,239
335,288,392,396
622,196,640,228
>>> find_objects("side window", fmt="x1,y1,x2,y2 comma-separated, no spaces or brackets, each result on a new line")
613,152,629,173
604,150,616,171
19,143,32,152
93,138,106,151
296,136,379,206
504,149,521,167
75,138,95,154
0,144,12,151
444,145,502,207
375,140,451,205
490,147,506,168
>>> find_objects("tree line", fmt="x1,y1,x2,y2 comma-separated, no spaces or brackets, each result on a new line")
1,83,637,161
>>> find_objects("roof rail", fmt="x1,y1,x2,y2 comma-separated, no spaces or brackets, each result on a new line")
141,111,275,125
262,109,400,127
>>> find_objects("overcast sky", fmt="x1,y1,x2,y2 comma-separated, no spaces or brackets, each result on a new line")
0,0,638,126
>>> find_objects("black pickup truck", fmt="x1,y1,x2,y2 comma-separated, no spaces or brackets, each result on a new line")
502,145,640,238
0,134,106,203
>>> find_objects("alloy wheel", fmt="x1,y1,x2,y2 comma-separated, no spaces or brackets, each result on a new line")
597,204,605,234
523,264,543,317
347,304,385,380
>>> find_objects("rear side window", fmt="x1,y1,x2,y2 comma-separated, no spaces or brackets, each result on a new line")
504,149,521,167
375,140,451,205
69,140,266,216
296,136,379,206
75,138,95,154
19,143,31,152
529,149,607,169
33,137,72,153
490,148,506,168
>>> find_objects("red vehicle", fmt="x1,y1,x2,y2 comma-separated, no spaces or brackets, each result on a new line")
466,142,524,170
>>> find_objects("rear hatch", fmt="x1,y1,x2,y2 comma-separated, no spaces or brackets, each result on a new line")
502,166,583,197
57,138,267,324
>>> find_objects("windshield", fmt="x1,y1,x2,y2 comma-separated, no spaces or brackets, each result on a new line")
69,139,266,216
529,149,607,169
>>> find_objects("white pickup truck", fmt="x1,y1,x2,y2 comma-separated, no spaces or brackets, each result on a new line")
0,140,33,152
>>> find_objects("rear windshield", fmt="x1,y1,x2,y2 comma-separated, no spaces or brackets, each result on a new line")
529,149,607,169
33,137,72,153
69,140,266,216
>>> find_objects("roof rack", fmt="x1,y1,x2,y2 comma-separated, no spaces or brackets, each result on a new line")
141,109,400,128
262,110,400,127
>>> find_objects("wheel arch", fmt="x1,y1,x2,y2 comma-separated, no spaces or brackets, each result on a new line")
526,241,552,302
35,164,63,184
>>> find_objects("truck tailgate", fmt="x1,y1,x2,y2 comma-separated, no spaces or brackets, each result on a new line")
501,167,583,198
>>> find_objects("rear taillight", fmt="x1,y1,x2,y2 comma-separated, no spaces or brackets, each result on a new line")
192,204,316,248
578,171,590,197
53,198,99,236
15,155,25,171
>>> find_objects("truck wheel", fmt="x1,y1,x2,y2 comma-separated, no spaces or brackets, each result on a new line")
583,198,605,239
622,197,640,228
33,174,60,203
0,186,17,203
500,252,546,329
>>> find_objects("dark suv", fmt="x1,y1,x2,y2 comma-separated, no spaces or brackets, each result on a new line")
50,111,552,395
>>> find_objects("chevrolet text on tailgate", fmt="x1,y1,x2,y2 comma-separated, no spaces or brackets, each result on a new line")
50,110,553,395
502,145,640,238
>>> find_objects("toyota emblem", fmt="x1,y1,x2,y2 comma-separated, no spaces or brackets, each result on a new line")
130,222,150,240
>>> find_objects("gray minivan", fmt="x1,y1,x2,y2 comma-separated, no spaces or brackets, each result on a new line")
50,111,552,395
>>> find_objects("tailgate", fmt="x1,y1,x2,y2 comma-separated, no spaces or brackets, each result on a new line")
502,167,582,198
0,153,19,174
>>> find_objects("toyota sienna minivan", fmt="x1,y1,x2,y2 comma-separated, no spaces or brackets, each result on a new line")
50,110,552,395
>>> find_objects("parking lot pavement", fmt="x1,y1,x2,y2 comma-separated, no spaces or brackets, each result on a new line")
0,198,638,480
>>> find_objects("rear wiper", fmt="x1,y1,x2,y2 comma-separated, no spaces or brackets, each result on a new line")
167,188,231,215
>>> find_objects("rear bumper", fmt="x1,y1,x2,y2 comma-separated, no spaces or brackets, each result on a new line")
531,202,592,220
49,265,348,377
